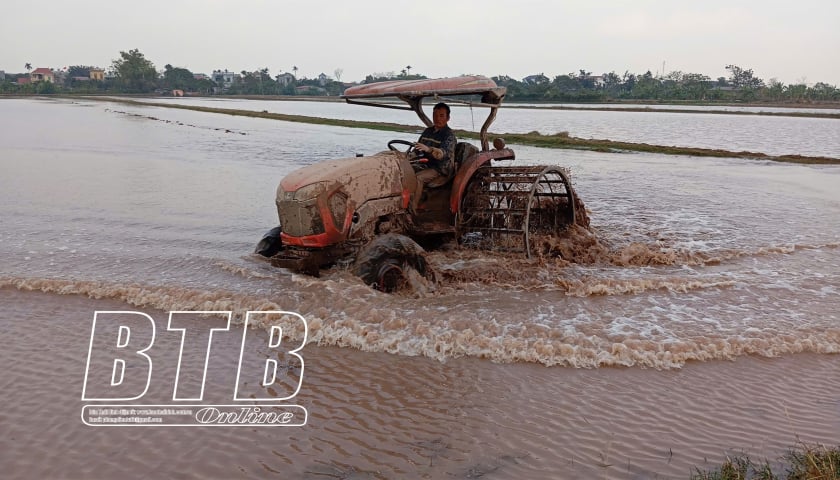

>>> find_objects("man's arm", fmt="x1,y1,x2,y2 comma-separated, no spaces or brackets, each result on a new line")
415,128,456,176
432,129,457,177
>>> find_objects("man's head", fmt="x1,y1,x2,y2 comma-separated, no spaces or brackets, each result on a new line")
432,102,450,129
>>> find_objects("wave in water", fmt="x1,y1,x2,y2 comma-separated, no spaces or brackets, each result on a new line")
4,258,839,369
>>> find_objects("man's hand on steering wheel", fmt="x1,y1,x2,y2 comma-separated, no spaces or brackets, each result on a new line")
387,139,415,156
387,139,427,162
413,142,431,155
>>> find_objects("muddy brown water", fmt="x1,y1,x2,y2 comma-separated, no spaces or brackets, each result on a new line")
1,98,839,479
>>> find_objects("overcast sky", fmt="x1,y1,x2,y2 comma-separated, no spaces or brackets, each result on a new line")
3,0,838,85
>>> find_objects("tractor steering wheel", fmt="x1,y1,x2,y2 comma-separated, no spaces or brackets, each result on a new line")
387,139,415,156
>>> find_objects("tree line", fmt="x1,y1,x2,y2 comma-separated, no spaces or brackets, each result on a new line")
3,49,838,103
492,65,839,103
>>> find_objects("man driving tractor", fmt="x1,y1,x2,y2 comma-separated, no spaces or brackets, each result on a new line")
412,102,456,211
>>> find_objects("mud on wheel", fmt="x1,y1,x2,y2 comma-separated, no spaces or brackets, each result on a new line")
255,225,283,257
353,234,435,292
457,166,577,257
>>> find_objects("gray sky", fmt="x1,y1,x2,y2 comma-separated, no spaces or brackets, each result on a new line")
3,0,839,85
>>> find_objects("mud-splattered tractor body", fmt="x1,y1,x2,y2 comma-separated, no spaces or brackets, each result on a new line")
257,76,581,291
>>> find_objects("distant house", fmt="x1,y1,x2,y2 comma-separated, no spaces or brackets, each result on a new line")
193,73,209,81
523,73,549,85
18,77,31,85
89,68,105,81
318,73,329,86
30,67,55,83
212,69,235,89
0,70,5,81
276,72,295,87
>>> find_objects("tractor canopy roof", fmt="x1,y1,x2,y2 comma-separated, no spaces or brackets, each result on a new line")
341,76,507,149
342,75,505,103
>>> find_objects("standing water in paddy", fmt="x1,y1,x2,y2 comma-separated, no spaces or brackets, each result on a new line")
2,97,838,368
1,96,839,479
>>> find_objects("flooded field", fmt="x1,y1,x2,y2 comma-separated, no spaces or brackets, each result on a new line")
135,96,840,158
1,97,839,479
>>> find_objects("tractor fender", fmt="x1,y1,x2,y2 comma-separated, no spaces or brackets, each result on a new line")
449,148,515,214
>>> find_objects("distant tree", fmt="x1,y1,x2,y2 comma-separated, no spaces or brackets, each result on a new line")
406,65,412,76
491,75,525,99
766,78,785,101
680,73,711,100
576,69,595,89
602,71,622,92
111,49,158,93
162,64,195,90
786,83,808,102
622,71,637,94
631,70,660,99
363,72,399,84
809,82,839,101
194,77,215,94
229,68,277,95
334,68,343,82
35,80,56,94
292,65,298,78
25,63,32,73
67,65,92,78
552,74,580,92
725,64,764,89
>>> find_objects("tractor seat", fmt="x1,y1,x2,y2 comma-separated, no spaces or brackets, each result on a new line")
425,142,479,189
454,142,479,169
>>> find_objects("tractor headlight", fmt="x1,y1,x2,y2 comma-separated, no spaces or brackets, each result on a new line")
294,182,329,201
328,192,348,229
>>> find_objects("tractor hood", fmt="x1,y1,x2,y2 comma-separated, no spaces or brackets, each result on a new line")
277,151,406,204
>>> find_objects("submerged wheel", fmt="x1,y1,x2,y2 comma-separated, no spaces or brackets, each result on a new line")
255,225,283,257
353,234,435,292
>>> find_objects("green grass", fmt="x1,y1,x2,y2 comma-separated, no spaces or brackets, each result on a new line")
83,96,840,165
692,443,840,480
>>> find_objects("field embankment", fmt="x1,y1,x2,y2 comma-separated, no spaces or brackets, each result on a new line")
89,97,840,165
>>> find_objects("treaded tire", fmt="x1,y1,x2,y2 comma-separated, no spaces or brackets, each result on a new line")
353,234,434,292
255,225,283,257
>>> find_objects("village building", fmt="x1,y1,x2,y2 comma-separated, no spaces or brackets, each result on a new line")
523,73,549,85
276,72,295,87
212,69,235,90
30,67,55,83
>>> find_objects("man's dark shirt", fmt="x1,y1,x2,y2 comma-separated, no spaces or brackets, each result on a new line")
417,125,457,178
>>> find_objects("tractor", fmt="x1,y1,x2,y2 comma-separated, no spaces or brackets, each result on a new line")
256,75,582,291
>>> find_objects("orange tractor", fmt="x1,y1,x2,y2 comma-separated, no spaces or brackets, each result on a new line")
256,76,581,291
